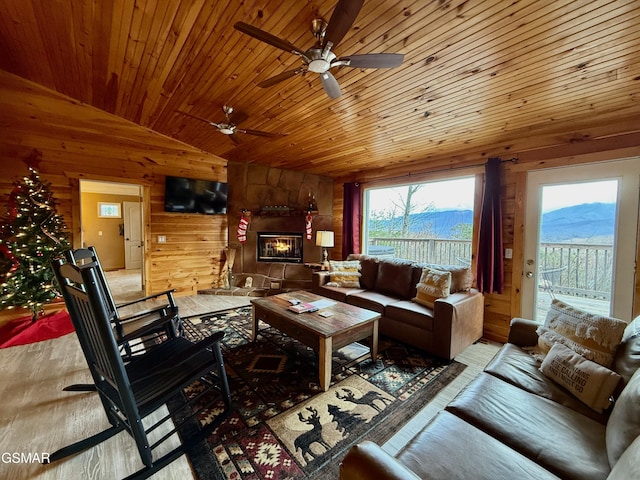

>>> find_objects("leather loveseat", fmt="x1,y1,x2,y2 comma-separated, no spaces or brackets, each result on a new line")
339,313,640,480
199,262,312,297
312,254,484,360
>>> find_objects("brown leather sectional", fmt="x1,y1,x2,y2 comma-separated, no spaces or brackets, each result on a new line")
339,315,640,480
312,254,484,359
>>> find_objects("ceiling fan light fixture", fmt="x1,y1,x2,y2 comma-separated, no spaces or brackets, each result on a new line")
218,125,235,135
308,59,331,73
307,48,336,73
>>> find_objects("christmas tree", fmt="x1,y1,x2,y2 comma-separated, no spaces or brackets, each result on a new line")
0,162,70,320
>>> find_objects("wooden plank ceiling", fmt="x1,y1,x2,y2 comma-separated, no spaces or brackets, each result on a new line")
1,0,639,180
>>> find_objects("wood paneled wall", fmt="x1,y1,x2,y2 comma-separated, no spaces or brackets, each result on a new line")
2,69,639,342
335,136,640,343
0,71,229,321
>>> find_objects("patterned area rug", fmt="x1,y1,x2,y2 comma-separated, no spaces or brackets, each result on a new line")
182,306,466,479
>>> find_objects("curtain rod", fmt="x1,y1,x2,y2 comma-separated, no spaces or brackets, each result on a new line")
357,157,518,187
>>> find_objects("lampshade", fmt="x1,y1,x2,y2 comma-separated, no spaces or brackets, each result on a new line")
316,230,334,248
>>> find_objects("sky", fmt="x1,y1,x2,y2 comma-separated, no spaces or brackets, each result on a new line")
541,180,618,212
366,177,475,213
366,177,619,215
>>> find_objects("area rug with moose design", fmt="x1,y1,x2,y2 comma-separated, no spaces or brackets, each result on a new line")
180,306,466,479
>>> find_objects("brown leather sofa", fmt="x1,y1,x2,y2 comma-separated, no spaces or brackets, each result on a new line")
199,262,312,296
339,315,640,480
312,254,484,360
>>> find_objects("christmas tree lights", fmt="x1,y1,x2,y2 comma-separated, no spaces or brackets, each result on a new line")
0,166,70,320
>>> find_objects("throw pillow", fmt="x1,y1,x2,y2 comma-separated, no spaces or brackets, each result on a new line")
447,266,471,293
358,255,380,290
540,343,621,413
606,369,640,467
612,318,640,385
429,264,472,293
328,260,361,288
536,299,627,368
412,267,451,308
375,259,415,299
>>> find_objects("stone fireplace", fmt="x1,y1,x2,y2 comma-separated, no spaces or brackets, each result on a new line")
226,162,334,276
257,232,303,263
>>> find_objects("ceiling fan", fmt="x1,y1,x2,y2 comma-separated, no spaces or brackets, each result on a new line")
178,105,286,145
234,0,404,99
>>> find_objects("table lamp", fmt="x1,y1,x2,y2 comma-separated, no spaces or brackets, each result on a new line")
316,231,334,266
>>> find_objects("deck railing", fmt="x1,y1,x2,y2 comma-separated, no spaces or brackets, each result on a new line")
368,238,613,300
369,238,473,266
537,242,613,300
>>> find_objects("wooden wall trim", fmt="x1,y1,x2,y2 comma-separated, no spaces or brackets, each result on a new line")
471,174,483,288
69,178,82,249
510,170,527,319
515,132,640,167
65,171,156,186
142,185,152,295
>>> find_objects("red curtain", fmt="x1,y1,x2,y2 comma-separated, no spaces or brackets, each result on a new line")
476,157,504,293
342,182,361,258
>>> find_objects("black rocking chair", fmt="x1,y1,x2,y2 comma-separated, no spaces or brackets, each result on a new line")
62,247,183,391
48,258,232,479
64,247,184,358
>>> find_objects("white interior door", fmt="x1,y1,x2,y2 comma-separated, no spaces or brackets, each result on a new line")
522,158,639,322
123,201,142,270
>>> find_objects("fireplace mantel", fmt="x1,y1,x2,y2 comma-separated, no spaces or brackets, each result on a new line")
257,206,318,217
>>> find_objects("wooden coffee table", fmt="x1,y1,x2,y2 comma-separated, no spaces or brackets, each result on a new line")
250,291,380,391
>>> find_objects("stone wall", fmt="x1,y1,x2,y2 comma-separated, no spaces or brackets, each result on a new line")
227,162,334,275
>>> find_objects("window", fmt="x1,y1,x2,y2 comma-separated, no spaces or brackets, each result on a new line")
98,202,121,218
363,176,475,265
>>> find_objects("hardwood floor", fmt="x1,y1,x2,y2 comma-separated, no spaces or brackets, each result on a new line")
0,270,501,479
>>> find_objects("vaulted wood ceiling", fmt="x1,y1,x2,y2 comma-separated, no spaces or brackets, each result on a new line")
1,0,639,180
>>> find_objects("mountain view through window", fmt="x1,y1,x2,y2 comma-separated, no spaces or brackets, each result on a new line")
363,177,475,265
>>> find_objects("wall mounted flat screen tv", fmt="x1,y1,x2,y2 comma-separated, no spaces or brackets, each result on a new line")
164,176,228,214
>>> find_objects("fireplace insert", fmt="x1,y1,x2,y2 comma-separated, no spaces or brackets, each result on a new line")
257,232,303,263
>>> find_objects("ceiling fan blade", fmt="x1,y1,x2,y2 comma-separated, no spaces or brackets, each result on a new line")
320,71,341,99
228,134,242,145
230,109,249,126
178,110,219,127
234,22,305,55
257,68,304,88
237,129,286,138
340,53,404,69
323,0,364,49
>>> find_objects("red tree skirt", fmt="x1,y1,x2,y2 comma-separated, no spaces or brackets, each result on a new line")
0,310,74,349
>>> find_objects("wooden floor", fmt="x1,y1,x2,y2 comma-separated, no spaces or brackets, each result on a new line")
0,270,501,479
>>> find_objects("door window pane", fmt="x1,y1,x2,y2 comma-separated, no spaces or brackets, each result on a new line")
534,180,618,321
